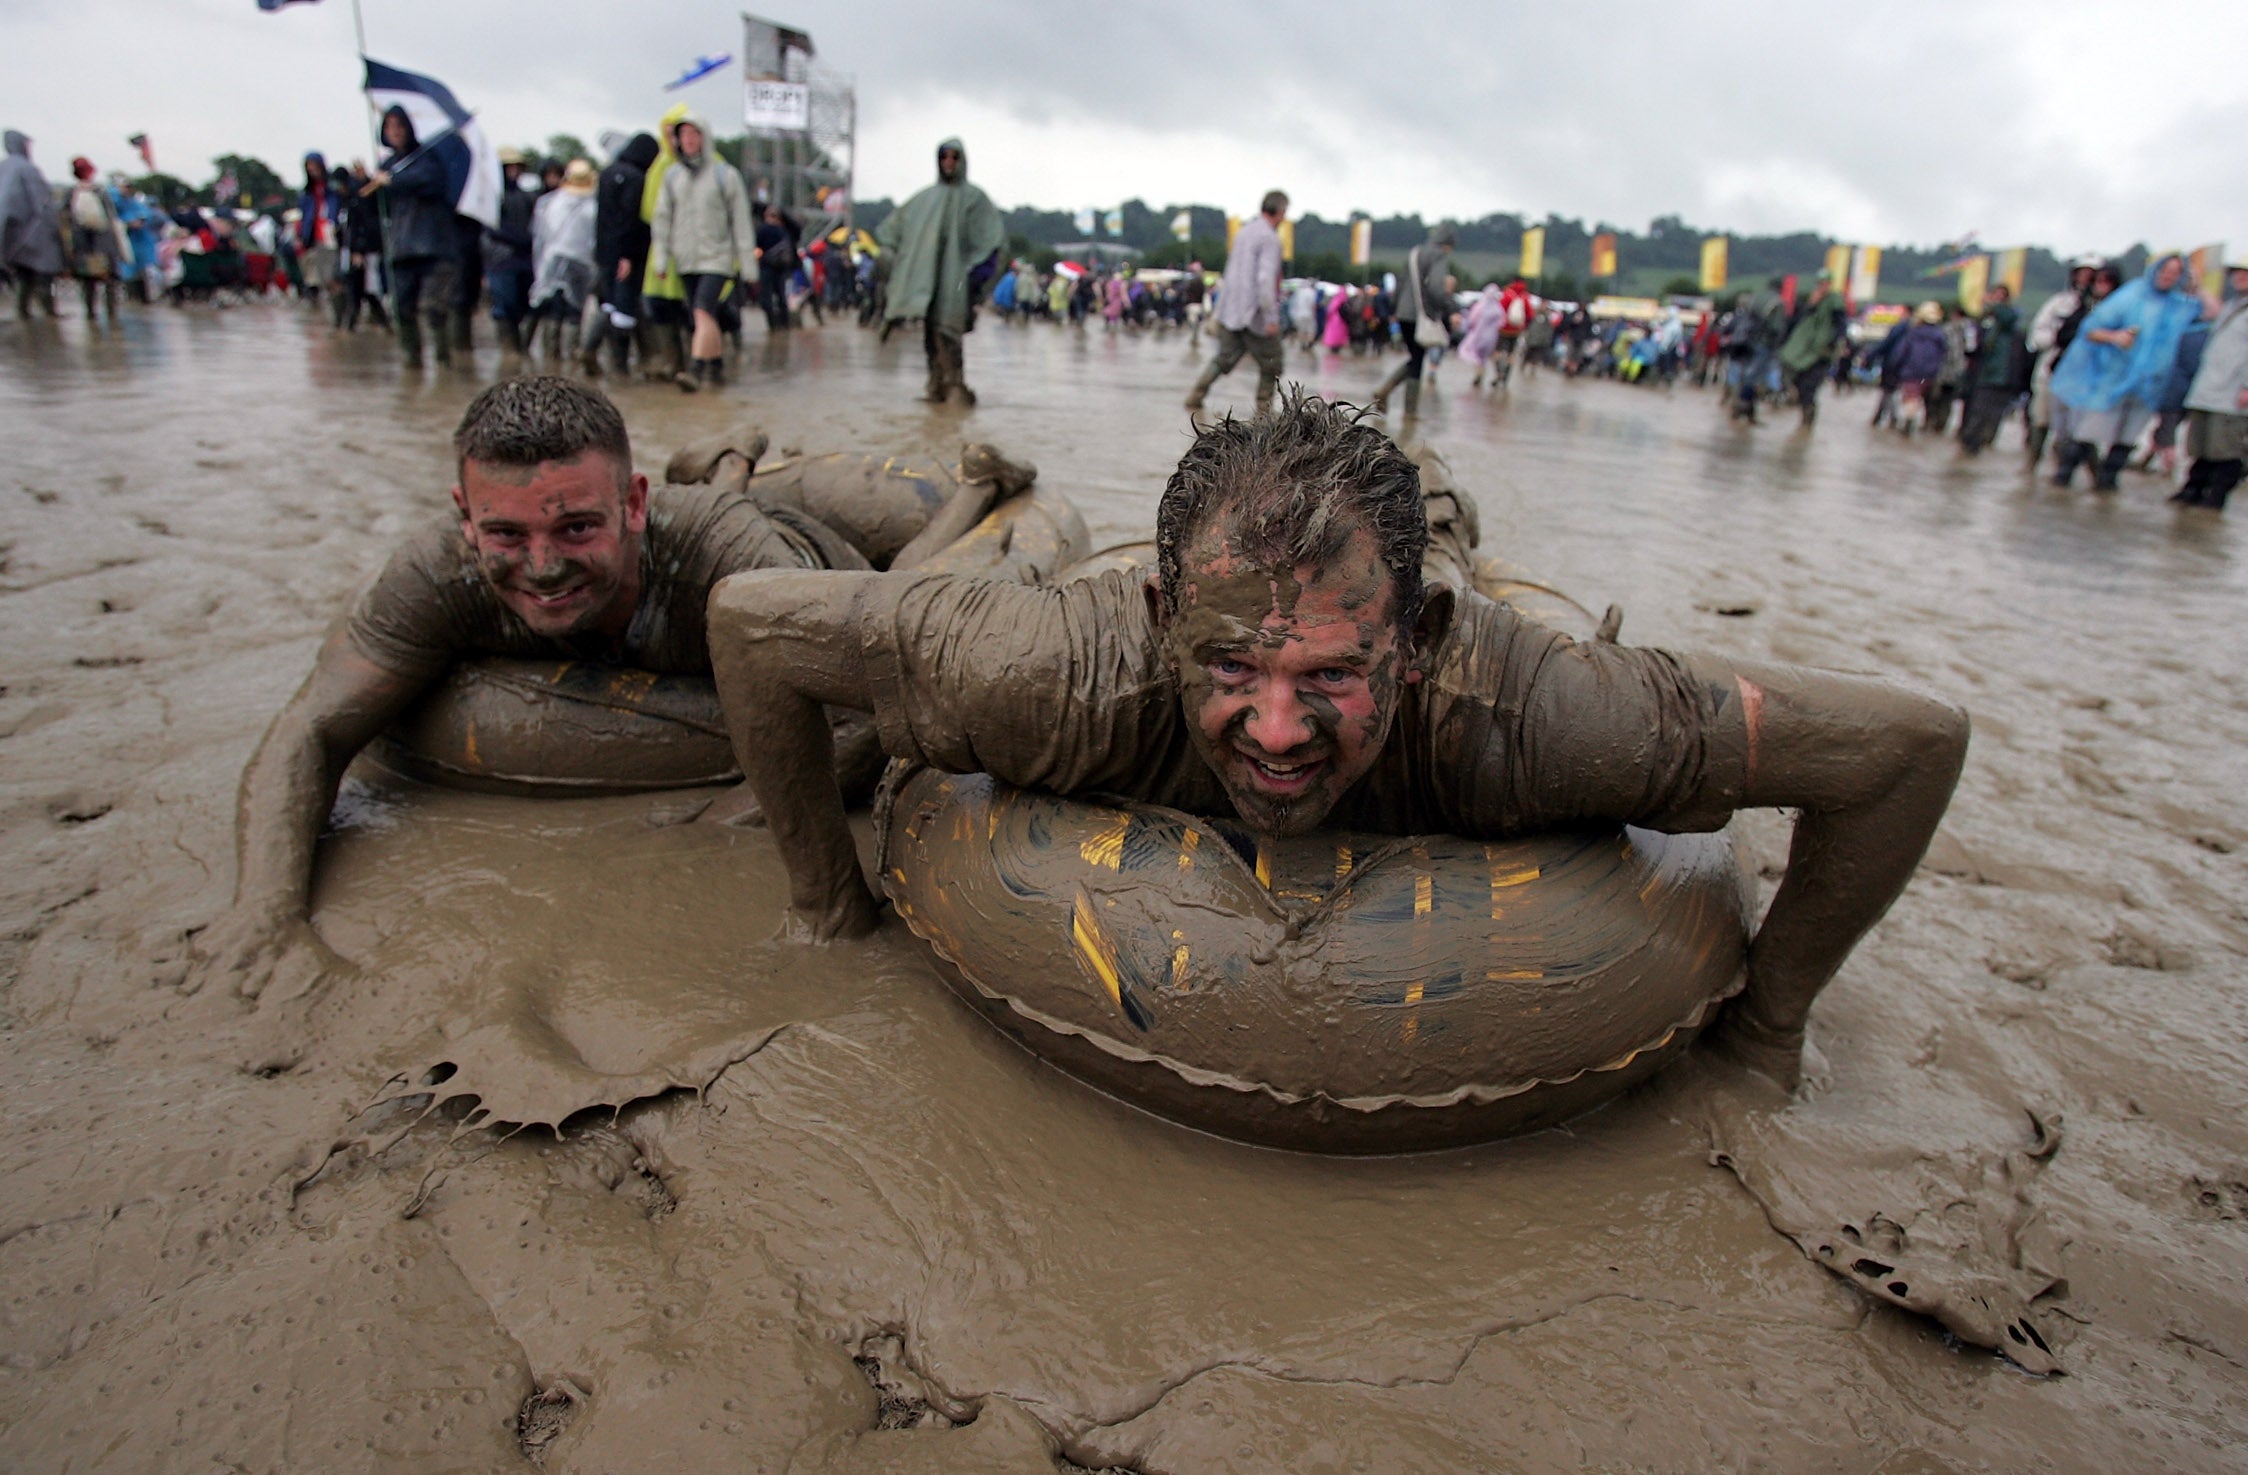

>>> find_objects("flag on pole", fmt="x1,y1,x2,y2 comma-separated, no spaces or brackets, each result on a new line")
1519,226,1545,279
1996,246,2027,300
1589,232,1617,279
1350,218,1372,266
363,57,503,230
1170,210,1191,243
1958,255,1990,315
1699,236,1727,292
127,133,154,171
1849,244,1882,305
665,54,732,90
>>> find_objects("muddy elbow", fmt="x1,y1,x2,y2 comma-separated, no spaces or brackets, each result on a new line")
1909,696,1971,785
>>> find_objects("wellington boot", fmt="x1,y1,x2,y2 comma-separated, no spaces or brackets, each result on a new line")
429,313,453,367
2025,424,2049,469
396,316,423,368
1183,363,1220,411
2050,439,2091,487
1401,381,1422,418
539,317,562,363
1370,361,1411,413
450,307,475,356
607,330,631,377
577,300,606,375
2092,444,2131,493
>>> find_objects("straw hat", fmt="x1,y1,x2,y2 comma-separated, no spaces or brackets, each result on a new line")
562,159,596,193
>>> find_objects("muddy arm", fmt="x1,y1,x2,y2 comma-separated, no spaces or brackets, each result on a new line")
706,568,889,940
1692,659,1969,1085
197,631,423,997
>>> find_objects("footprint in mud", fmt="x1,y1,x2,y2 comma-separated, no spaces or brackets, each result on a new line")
516,1379,588,1466
853,1332,977,1431
1808,1218,2061,1376
2185,1176,2248,1223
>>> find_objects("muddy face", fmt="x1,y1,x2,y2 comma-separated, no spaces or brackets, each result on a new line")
453,452,648,641
1160,526,1413,836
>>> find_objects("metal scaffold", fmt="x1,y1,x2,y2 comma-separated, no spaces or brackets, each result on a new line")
737,13,856,240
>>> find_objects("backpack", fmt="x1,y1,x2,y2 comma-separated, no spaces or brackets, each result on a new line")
71,184,111,232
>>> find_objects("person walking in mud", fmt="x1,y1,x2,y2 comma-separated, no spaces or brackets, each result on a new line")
195,377,1037,1001
1371,225,1460,417
705,392,1970,1092
0,129,64,318
875,138,1005,406
1184,190,1288,419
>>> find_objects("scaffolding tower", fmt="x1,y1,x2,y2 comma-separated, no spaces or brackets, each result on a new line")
737,14,856,240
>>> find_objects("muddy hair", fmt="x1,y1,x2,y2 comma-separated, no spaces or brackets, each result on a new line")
452,375,632,488
1156,389,1425,627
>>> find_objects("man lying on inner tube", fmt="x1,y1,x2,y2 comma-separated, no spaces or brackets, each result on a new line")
196,375,1032,1001
707,390,1970,1088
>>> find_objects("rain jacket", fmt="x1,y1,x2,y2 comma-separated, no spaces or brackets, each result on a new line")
296,153,339,251
875,138,1005,333
2185,294,2248,417
1969,302,2029,392
0,130,64,275
1889,323,1947,384
377,107,458,262
529,184,596,311
639,104,692,304
2051,255,2204,413
1778,289,1846,373
651,116,755,279
596,133,659,280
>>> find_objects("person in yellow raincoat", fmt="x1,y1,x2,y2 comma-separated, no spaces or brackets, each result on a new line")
637,104,706,392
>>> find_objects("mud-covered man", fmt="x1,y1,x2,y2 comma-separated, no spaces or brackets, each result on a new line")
707,394,1969,1086
198,376,1027,999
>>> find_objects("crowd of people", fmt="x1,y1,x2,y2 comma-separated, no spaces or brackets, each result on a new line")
7,115,2243,508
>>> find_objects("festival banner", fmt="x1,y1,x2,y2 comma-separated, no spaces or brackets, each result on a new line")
1589,232,1617,280
1350,218,1372,266
1996,247,2027,301
1170,210,1191,243
1074,207,1096,236
1277,218,1295,261
1848,244,1882,307
1823,243,1851,293
1519,226,1545,280
2189,242,2228,298
1958,254,1989,315
1103,208,1123,239
1698,235,1727,292
1225,214,1239,251
743,79,810,131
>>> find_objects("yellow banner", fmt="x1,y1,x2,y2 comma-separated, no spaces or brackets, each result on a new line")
1698,236,1727,292
1823,243,1851,291
2189,242,2227,298
1225,214,1240,251
1277,218,1294,261
1848,244,1882,306
1590,232,1617,279
1958,255,1989,315
1519,226,1545,280
1350,218,1372,266
1996,246,2027,300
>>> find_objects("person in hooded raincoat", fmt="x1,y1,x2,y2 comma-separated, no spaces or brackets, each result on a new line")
529,159,599,363
650,112,756,391
875,137,1005,405
637,104,698,390
1,129,65,317
366,104,463,367
1777,272,1847,426
2049,252,2206,491
579,132,659,377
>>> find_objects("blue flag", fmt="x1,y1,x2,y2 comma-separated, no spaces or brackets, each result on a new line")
665,54,732,91
363,57,502,231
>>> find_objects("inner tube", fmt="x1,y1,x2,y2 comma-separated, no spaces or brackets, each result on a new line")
369,485,1089,796
875,556,1749,1153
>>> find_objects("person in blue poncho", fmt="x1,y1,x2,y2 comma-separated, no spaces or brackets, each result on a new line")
2048,253,2207,491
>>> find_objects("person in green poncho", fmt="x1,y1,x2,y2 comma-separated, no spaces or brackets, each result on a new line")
876,137,1005,405
1777,272,1848,427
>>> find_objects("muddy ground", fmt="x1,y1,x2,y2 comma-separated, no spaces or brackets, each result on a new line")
2,305,2244,1473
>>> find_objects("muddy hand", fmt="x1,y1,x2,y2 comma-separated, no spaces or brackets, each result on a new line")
193,902,354,1005
1702,998,1806,1091
778,881,882,944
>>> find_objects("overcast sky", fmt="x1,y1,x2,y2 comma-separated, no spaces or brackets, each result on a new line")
7,0,2243,252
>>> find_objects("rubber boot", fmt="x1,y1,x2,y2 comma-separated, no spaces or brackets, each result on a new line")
1183,362,1221,411
637,321,668,383
1253,389,1275,420
578,300,606,375
2049,439,2090,487
2025,424,2049,470
451,306,475,357
539,316,562,363
608,325,631,377
396,314,423,368
1370,361,1412,413
429,311,453,368
2092,444,2131,493
1401,380,1422,418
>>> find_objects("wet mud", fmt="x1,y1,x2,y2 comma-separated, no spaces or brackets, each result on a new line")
2,309,2246,1471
